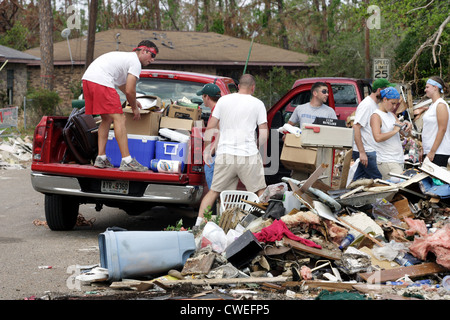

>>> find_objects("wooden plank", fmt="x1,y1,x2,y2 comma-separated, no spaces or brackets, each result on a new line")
157,276,288,287
181,252,215,276
420,157,450,184
358,262,449,283
339,149,353,189
284,280,355,291
283,237,342,260
398,172,428,188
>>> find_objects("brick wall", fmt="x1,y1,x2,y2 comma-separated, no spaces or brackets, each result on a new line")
0,63,28,108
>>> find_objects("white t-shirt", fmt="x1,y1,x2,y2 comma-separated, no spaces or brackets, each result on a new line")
212,93,267,156
372,109,404,163
352,95,379,153
422,98,450,155
82,51,141,88
289,103,336,127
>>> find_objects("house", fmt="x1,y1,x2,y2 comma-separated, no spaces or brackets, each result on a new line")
24,29,316,106
0,45,40,108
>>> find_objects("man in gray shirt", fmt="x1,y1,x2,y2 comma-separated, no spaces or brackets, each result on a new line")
288,82,337,127
287,82,337,180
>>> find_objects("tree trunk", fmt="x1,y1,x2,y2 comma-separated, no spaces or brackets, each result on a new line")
86,0,98,69
155,0,161,30
277,0,289,50
39,0,54,90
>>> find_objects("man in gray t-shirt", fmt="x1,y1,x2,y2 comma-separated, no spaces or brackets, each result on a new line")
288,82,337,128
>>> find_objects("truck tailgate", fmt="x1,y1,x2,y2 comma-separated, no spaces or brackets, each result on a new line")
31,163,189,184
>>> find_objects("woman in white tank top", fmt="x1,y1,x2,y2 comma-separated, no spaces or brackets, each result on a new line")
422,76,450,167
370,87,409,180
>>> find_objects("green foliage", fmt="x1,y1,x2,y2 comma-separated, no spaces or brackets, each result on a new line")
254,67,308,107
165,218,190,231
211,18,225,34
0,22,30,51
27,88,62,117
69,80,83,100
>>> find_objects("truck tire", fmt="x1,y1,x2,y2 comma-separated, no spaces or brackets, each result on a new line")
45,194,79,231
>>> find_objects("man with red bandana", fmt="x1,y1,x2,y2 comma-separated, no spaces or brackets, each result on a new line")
82,40,158,171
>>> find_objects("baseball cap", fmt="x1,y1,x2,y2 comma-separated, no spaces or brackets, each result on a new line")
196,83,221,98
372,78,395,91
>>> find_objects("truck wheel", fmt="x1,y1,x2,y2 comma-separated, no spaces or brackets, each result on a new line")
45,194,79,231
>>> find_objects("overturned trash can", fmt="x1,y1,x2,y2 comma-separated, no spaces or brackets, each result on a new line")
99,228,196,281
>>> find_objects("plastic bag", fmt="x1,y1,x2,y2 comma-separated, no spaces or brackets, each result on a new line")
371,198,402,226
200,222,228,253
259,182,287,202
372,240,408,261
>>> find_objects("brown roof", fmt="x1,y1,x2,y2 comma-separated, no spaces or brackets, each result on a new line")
24,29,315,68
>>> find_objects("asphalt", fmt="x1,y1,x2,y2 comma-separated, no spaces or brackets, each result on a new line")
0,165,196,300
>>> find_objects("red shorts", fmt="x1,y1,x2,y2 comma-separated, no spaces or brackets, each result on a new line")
82,80,123,115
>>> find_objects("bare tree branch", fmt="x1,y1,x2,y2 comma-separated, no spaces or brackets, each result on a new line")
432,14,450,64
407,0,435,14
402,15,450,72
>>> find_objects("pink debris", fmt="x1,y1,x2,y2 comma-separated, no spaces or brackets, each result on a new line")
405,218,428,237
300,265,312,280
409,223,450,269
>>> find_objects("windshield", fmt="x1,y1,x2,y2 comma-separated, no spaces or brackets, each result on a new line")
117,78,207,109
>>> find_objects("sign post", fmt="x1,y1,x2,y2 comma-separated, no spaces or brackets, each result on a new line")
373,58,390,80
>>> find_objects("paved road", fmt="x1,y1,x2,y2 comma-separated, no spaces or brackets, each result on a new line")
0,166,196,300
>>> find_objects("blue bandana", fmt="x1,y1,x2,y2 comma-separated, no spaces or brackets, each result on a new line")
427,79,444,93
380,87,400,99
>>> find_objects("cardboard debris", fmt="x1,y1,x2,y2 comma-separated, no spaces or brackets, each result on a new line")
0,136,32,169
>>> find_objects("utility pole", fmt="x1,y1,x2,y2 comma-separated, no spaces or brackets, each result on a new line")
364,0,370,79
85,0,98,70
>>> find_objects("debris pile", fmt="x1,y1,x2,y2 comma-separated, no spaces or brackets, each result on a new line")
77,160,449,301
0,136,33,169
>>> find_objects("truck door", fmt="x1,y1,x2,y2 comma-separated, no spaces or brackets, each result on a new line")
264,83,334,185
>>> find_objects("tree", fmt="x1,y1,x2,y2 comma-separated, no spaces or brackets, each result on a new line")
39,0,54,90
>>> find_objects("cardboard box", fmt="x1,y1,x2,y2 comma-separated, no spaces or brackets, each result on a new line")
124,95,162,111
123,108,162,136
280,134,317,173
301,123,354,148
160,116,194,132
168,104,201,120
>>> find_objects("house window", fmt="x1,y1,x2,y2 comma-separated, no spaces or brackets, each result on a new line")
7,69,14,105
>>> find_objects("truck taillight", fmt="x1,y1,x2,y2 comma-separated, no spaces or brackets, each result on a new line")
33,125,46,161
190,127,204,172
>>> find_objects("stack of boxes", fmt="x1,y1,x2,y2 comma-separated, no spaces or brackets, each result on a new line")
105,96,203,172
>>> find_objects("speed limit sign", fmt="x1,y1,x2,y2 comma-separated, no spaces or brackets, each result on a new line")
373,58,390,80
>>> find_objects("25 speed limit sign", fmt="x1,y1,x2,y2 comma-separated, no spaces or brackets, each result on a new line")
373,58,390,79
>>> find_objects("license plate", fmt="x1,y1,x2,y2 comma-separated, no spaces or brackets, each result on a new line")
101,180,129,194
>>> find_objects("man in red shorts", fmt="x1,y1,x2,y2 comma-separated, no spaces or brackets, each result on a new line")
82,40,158,171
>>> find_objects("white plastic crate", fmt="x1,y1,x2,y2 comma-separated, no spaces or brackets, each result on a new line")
219,190,259,214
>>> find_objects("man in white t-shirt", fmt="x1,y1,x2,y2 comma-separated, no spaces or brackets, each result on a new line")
288,82,337,127
82,40,158,171
195,74,268,226
351,78,394,181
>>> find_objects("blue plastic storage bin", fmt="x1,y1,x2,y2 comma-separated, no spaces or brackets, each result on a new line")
105,131,158,167
98,228,195,281
155,140,188,170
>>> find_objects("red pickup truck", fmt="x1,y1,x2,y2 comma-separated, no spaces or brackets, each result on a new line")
285,77,372,122
30,72,370,230
31,70,237,230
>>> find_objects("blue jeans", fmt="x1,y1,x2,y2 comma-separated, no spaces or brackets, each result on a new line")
204,155,216,189
352,151,382,181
